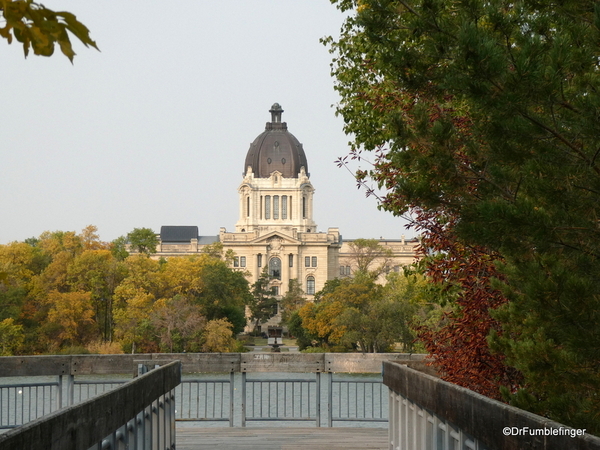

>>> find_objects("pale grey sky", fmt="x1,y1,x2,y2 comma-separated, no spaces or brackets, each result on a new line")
1,1,415,244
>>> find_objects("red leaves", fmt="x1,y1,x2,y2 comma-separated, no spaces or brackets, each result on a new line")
414,211,522,400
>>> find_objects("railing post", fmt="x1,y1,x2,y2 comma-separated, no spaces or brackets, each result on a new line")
241,372,246,428
316,372,321,428
327,372,333,428
57,375,62,410
229,372,235,427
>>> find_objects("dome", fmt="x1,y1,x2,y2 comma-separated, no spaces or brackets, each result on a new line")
243,104,309,178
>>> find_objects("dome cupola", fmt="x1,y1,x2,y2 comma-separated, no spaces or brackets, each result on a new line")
243,104,309,178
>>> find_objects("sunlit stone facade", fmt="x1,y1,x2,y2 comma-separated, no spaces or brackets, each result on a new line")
153,104,419,302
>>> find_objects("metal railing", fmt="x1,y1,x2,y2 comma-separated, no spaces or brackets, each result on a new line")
1,371,387,430
242,373,321,426
383,362,600,450
0,361,181,450
175,374,234,426
329,377,387,426
0,381,60,429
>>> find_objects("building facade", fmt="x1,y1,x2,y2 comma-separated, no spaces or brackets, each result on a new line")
153,104,419,300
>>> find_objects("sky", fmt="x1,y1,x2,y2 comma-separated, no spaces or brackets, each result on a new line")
1,1,415,245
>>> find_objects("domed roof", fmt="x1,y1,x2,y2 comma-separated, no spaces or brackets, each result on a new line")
243,103,309,178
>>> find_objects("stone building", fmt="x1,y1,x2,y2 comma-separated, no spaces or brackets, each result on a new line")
153,104,419,301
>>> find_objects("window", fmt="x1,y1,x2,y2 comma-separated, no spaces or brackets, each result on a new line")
246,196,250,217
346,266,351,275
269,257,281,280
233,257,239,268
289,197,292,219
282,196,287,219
289,254,293,267
302,196,306,219
240,256,246,267
260,196,263,219
257,254,262,267
273,196,279,219
272,286,279,296
340,266,345,276
306,276,315,295
312,257,317,267
305,256,310,267
265,196,271,219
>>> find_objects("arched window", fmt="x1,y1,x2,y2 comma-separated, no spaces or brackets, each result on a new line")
269,257,281,280
306,276,315,295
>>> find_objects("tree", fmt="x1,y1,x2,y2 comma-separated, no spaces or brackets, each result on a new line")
44,290,96,349
346,238,393,277
67,249,126,341
201,318,236,353
0,318,24,355
326,0,600,431
112,288,155,353
150,295,205,353
279,279,306,325
110,236,130,261
248,267,278,332
192,258,251,334
0,1,97,61
127,228,158,255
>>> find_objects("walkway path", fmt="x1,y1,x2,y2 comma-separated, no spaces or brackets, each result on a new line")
176,426,388,450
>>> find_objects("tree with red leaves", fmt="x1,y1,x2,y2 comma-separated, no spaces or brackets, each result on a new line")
326,0,600,432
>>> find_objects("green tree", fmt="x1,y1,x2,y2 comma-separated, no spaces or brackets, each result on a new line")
0,1,97,61
248,267,278,332
110,236,130,261
193,258,251,334
280,279,306,325
127,228,158,255
326,0,600,431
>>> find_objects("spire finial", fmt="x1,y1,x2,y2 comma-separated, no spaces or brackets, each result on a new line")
269,103,283,123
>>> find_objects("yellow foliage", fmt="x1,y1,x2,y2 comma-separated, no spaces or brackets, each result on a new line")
45,290,95,345
86,340,124,354
202,318,235,353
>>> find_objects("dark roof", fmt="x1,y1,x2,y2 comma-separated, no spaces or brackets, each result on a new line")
160,226,199,242
243,103,309,178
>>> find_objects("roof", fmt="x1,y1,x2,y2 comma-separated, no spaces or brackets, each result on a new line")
160,226,199,242
243,103,309,178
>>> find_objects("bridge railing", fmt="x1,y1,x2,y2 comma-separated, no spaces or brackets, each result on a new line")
383,361,600,450
0,361,181,450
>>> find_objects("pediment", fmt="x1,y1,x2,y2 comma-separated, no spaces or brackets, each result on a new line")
251,231,300,246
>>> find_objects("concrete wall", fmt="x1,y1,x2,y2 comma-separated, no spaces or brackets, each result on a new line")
0,361,181,450
383,362,600,450
0,353,435,376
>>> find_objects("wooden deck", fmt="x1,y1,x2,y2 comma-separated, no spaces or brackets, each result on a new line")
176,426,389,450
